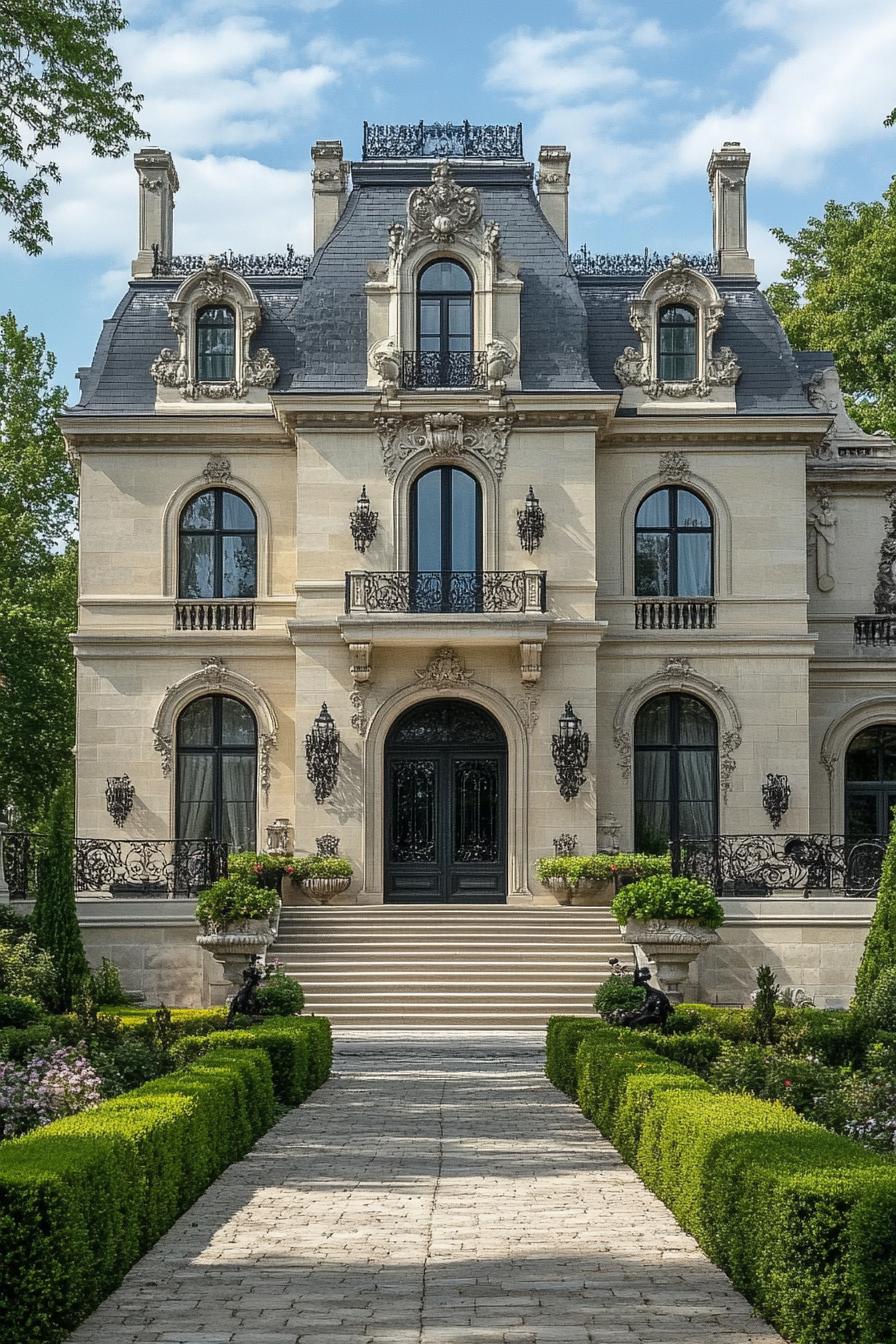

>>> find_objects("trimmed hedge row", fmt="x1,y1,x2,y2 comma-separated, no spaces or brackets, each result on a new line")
0,1018,332,1344
172,1015,333,1104
99,1005,229,1036
546,1016,896,1344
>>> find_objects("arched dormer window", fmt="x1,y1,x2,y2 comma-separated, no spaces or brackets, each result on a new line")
196,305,236,383
635,486,713,597
416,259,473,387
658,304,697,383
179,489,257,600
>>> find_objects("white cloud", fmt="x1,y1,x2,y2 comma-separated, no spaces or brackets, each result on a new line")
487,27,635,106
630,18,668,48
306,34,419,71
749,220,791,286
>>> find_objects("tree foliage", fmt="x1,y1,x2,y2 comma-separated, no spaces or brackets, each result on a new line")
33,776,87,1011
0,0,145,253
0,312,78,825
767,179,896,439
854,815,896,1009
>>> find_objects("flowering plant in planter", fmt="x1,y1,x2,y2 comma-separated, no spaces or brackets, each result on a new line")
535,852,670,893
227,852,295,891
195,876,279,932
611,875,725,929
288,857,353,881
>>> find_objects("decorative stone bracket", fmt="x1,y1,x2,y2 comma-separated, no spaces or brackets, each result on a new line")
374,412,514,480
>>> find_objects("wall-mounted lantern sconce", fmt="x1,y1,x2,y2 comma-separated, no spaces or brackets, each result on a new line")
350,486,379,554
762,773,791,830
552,701,589,801
105,775,135,827
517,485,545,553
305,703,340,804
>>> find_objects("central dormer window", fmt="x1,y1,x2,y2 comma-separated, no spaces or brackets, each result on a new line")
417,260,473,387
658,304,697,382
196,305,235,383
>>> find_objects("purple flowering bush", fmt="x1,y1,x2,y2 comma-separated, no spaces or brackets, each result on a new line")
0,1043,103,1138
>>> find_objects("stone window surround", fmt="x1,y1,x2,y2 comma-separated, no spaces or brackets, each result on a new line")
820,697,896,833
358,679,532,902
619,469,733,597
151,662,279,829
162,473,273,599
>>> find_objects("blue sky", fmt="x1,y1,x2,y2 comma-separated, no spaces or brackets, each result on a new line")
4,0,896,401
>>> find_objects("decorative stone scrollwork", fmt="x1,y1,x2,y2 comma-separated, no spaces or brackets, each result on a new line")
613,256,741,402
415,647,473,691
658,451,691,484
407,160,482,245
874,489,896,613
151,256,279,402
375,413,514,481
203,456,232,485
514,689,540,733
350,686,371,737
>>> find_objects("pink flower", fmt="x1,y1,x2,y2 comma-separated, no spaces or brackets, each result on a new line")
783,1079,792,1088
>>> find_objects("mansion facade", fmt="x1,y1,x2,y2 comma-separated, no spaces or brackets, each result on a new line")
61,124,896,1004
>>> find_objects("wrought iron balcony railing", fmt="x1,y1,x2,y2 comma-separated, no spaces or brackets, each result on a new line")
676,833,886,898
401,350,487,390
363,121,523,160
635,599,716,631
1,834,227,900
345,570,547,615
854,615,896,648
175,600,256,631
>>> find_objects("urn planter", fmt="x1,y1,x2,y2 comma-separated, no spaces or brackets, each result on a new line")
620,916,720,1003
542,875,573,905
196,908,279,998
300,875,352,904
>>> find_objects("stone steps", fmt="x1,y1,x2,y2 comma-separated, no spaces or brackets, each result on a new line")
270,904,628,1028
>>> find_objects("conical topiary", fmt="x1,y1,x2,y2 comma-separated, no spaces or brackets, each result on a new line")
854,813,896,1009
32,777,87,1011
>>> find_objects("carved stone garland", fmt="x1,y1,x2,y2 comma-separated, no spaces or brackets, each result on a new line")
874,489,896,613
613,657,742,802
375,412,514,481
415,648,473,691
658,451,691,484
613,257,741,400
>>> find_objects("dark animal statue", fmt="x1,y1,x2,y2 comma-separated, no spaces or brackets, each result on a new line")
606,954,673,1030
226,956,264,1027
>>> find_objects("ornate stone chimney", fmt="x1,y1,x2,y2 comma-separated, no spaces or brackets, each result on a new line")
537,145,571,245
131,147,179,278
707,141,755,277
312,140,349,251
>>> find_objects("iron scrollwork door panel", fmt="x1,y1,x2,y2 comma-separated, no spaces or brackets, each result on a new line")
449,754,506,901
386,757,443,900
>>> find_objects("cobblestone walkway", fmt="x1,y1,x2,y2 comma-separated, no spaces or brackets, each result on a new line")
68,1032,783,1344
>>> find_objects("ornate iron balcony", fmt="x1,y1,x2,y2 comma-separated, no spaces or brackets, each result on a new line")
401,350,487,390
151,245,310,278
363,121,523,160
635,599,716,631
345,570,547,615
175,601,256,631
677,833,886,898
2,834,227,900
855,615,896,647
570,245,720,277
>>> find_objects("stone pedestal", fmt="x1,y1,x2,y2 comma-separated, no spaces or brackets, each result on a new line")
621,917,720,1003
196,916,277,1005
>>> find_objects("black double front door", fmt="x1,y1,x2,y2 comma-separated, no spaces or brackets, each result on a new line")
385,700,507,903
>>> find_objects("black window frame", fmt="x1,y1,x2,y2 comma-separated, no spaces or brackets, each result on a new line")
175,694,257,848
178,488,257,600
196,304,236,383
845,724,896,839
657,303,698,383
634,692,719,854
409,464,483,613
634,485,714,597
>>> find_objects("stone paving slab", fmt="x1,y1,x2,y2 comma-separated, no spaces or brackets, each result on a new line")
67,1031,783,1344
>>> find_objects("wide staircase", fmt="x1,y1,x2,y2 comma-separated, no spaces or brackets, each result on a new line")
270,905,629,1028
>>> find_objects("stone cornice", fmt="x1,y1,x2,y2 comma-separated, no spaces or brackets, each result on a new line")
59,413,291,449
603,414,831,445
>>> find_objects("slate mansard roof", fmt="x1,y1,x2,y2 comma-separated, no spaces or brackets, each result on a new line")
71,156,819,417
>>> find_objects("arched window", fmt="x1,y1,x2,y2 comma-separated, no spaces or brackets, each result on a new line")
417,260,473,387
176,695,257,851
658,304,697,382
179,489,257,600
635,487,713,597
634,693,717,853
845,725,896,840
410,465,482,612
196,305,235,383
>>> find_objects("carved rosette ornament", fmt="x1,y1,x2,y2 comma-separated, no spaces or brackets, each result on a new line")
375,413,514,480
407,161,482,245
613,257,741,401
151,256,279,401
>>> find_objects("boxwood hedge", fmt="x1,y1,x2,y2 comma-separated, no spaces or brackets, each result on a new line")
171,1015,333,1104
546,1015,896,1344
0,1017,332,1344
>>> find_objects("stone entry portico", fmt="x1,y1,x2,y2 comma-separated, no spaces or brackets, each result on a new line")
67,1033,782,1343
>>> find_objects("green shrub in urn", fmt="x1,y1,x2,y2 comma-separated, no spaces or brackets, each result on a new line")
611,874,725,930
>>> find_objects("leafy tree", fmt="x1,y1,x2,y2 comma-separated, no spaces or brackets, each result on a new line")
767,179,896,439
32,776,87,1011
854,816,896,1009
1,0,145,253
0,312,78,825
